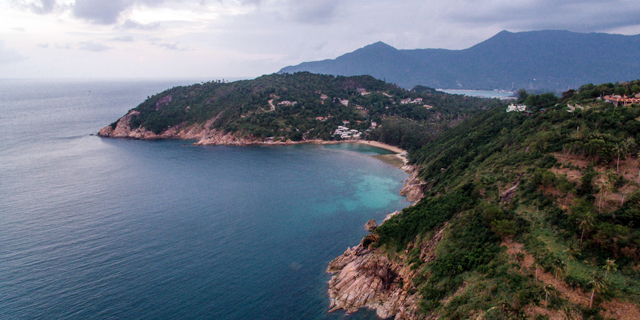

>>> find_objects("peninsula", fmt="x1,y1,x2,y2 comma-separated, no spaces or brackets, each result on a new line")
98,72,499,151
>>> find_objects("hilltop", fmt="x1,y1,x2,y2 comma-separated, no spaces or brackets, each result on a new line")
328,80,640,319
98,72,501,151
280,30,640,92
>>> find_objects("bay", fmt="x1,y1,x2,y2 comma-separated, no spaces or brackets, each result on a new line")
0,79,409,319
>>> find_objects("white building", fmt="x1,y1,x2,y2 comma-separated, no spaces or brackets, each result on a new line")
507,104,527,112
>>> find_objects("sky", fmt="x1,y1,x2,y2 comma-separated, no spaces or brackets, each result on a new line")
1,0,640,79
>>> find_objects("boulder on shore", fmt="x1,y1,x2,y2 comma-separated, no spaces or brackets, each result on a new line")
365,219,377,231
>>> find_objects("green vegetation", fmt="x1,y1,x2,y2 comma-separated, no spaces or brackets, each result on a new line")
125,72,501,150
371,80,640,318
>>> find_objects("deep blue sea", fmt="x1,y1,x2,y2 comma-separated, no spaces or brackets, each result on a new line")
0,79,410,319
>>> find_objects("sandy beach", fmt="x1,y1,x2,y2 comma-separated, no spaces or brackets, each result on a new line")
354,140,407,154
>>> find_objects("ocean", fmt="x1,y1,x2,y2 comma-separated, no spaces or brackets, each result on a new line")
0,79,410,319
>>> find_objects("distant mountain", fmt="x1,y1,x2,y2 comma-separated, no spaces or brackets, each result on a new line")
280,30,640,92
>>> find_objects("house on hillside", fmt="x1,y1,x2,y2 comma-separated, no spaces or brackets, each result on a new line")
400,98,424,105
357,88,370,96
506,104,527,112
604,95,640,106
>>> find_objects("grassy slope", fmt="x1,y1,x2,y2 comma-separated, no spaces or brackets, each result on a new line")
373,81,640,319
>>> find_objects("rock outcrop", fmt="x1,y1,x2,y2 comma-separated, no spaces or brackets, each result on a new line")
399,166,425,202
98,115,342,147
98,111,218,140
327,244,421,319
327,225,447,319
365,219,378,231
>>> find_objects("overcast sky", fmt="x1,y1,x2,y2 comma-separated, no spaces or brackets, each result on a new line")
2,0,640,79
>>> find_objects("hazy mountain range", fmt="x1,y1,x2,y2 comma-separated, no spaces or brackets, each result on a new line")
280,30,640,92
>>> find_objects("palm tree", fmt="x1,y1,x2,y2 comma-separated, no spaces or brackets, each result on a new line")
599,174,614,213
613,142,628,174
564,244,581,274
543,284,557,308
578,213,595,246
588,274,607,308
532,259,542,279
552,258,566,287
603,259,618,279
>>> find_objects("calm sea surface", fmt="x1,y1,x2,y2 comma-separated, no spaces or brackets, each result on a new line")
0,79,409,319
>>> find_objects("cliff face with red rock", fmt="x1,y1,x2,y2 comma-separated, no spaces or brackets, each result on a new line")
326,225,446,319
98,113,331,146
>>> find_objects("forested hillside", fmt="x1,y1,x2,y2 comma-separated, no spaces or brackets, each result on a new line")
370,80,640,319
108,72,501,150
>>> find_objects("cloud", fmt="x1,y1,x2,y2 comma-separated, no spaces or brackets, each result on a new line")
158,42,179,50
73,0,130,24
442,0,640,33
111,35,134,42
287,0,341,24
153,41,187,51
78,41,112,52
30,0,56,14
121,19,161,30
54,43,73,49
37,43,49,48
0,41,27,64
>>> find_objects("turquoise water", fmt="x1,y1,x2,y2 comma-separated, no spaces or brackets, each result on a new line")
0,79,409,319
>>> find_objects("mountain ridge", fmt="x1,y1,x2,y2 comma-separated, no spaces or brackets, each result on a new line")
280,30,640,91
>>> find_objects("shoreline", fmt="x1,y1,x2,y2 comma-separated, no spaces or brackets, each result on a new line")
352,140,406,154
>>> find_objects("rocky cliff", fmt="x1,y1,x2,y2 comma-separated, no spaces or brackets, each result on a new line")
399,166,425,203
327,225,447,319
98,114,330,146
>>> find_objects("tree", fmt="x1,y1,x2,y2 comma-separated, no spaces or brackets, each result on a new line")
599,171,615,213
491,219,517,241
578,213,595,246
615,86,628,96
532,259,542,279
613,142,629,174
543,284,557,308
516,89,529,101
515,252,525,271
588,274,606,308
552,257,566,287
564,244,581,274
603,259,617,279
